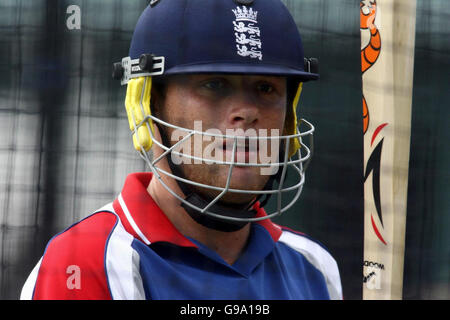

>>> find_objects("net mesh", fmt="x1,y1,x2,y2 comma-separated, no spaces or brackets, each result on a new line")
0,0,448,299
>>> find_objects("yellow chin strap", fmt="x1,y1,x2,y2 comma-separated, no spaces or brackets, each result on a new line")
124,77,303,158
285,82,303,157
125,77,155,152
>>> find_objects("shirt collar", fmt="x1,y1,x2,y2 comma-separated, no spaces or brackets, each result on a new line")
113,172,282,247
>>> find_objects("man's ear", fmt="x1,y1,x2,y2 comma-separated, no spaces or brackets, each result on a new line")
150,86,162,117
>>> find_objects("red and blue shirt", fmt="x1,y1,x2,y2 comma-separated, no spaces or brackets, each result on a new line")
21,173,342,300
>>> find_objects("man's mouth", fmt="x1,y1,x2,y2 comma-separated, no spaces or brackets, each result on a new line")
220,137,259,164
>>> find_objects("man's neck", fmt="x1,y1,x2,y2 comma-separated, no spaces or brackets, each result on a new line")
147,175,251,265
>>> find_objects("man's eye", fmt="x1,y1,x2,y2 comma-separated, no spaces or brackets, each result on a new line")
203,80,225,90
257,83,274,94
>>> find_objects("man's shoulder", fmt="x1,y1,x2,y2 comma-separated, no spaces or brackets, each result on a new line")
275,225,343,300
21,204,138,300
42,201,138,266
277,226,331,256
49,205,119,248
276,226,337,269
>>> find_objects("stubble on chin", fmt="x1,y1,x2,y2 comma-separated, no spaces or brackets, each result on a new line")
177,161,269,205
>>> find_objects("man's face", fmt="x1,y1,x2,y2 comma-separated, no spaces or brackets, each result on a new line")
155,74,287,206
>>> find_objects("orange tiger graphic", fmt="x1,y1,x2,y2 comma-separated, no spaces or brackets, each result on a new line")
360,0,381,134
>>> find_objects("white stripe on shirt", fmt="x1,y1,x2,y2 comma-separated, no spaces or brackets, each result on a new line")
278,230,343,300
20,257,42,300
118,193,151,245
105,217,145,300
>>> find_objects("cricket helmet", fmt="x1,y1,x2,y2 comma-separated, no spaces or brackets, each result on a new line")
113,0,318,231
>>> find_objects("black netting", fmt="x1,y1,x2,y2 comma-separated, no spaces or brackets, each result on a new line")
0,0,448,300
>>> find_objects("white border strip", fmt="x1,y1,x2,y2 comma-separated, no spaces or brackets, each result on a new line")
118,193,151,245
278,231,343,300
106,219,145,300
20,257,43,300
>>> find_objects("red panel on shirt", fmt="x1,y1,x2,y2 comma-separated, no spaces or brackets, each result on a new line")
32,212,118,300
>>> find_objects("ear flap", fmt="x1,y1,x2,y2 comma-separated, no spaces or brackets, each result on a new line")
284,82,303,157
125,77,155,151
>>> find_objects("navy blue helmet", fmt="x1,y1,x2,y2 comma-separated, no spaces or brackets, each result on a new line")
117,0,319,82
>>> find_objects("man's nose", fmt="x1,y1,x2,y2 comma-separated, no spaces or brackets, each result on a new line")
226,94,259,129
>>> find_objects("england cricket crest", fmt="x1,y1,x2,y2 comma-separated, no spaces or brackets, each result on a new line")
232,6,262,61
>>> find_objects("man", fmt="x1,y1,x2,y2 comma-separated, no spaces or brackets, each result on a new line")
21,0,342,300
